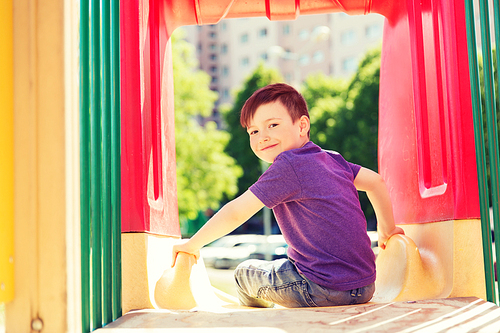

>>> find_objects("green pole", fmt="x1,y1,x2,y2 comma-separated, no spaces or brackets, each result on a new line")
464,0,497,303
478,0,500,305
101,0,113,325
110,0,122,321
91,0,103,327
79,0,91,331
491,0,500,299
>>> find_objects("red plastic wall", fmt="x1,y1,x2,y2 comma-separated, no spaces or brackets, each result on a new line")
120,0,180,235
119,0,480,235
379,0,480,224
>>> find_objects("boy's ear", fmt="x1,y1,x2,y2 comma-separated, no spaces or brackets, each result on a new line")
299,115,310,136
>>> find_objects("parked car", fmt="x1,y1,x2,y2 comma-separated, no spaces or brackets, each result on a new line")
202,231,380,269
201,234,267,269
248,234,288,261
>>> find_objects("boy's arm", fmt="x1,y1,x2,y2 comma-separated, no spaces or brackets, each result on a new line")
353,167,404,249
171,190,265,266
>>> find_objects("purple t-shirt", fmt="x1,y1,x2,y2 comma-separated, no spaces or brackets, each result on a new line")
249,141,376,291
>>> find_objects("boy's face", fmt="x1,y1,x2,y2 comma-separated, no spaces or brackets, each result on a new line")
247,101,310,163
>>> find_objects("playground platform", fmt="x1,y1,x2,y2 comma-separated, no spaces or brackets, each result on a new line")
100,296,500,332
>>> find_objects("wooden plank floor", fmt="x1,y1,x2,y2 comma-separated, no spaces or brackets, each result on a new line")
100,297,500,332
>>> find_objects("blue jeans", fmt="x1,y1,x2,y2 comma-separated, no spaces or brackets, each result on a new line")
234,258,375,308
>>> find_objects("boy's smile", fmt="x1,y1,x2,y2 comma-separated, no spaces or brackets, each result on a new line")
247,101,310,163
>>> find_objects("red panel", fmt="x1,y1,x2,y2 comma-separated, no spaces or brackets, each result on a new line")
119,0,480,235
379,0,479,224
120,0,180,236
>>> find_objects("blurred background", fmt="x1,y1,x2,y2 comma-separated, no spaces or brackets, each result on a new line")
175,12,385,236
173,12,385,295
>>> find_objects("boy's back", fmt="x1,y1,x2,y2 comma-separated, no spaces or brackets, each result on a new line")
250,141,376,291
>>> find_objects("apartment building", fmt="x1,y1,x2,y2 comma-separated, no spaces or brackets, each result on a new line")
183,12,385,120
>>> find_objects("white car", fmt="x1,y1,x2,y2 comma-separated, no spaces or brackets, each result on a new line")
201,234,267,269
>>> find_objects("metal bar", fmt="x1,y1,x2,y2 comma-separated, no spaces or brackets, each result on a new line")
464,0,497,303
101,0,113,325
491,0,500,301
90,0,103,328
79,0,92,331
110,0,122,320
479,0,500,305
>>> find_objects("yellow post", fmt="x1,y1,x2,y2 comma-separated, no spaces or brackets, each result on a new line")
0,0,15,304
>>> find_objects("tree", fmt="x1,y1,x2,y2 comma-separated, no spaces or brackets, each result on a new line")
306,47,381,171
221,63,283,197
477,49,499,206
304,47,381,226
172,29,242,225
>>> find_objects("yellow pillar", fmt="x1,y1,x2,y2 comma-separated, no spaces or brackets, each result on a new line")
0,0,15,304
5,0,74,331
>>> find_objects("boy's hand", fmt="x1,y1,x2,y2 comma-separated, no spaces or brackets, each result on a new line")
378,226,405,250
171,240,200,268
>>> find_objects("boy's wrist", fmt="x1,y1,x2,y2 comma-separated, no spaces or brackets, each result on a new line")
176,238,201,254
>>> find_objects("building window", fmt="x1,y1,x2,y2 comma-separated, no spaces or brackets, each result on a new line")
220,44,228,54
313,51,324,63
342,57,357,72
209,32,217,38
341,30,356,45
220,22,227,31
283,24,290,35
210,66,217,73
258,28,268,37
222,66,229,77
298,29,309,40
298,55,310,66
210,54,217,61
210,43,217,51
241,57,250,67
222,88,230,99
366,24,382,39
241,33,249,43
260,53,268,61
211,76,218,84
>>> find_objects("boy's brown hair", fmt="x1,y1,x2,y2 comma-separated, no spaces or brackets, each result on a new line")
240,83,310,128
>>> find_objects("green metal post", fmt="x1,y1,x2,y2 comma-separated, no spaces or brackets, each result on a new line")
101,0,113,325
464,0,497,303
491,0,500,297
79,0,91,331
479,0,500,304
110,0,122,320
91,0,103,328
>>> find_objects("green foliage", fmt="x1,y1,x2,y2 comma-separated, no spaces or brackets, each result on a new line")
304,47,382,224
307,47,381,171
172,29,242,222
477,49,499,205
478,49,499,121
221,63,283,196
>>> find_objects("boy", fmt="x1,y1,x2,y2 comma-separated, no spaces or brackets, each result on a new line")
172,83,404,308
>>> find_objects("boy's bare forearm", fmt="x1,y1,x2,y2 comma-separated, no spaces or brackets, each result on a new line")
181,190,264,252
366,186,397,234
354,167,404,249
366,181,405,248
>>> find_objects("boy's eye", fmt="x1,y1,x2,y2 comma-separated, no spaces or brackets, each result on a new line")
269,123,278,128
249,130,258,135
